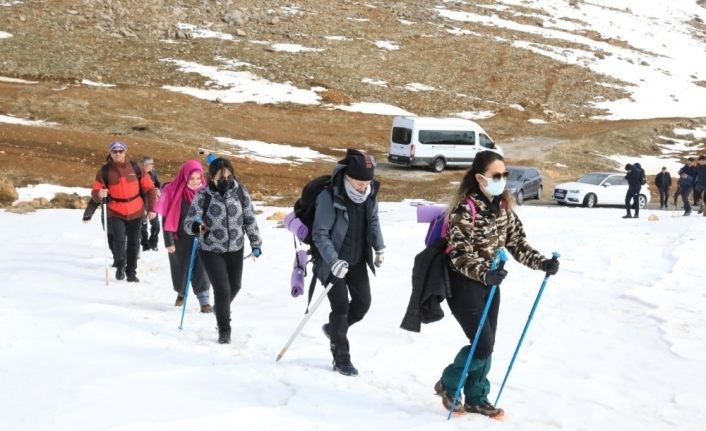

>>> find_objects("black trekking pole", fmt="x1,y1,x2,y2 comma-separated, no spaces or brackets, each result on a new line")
101,197,109,287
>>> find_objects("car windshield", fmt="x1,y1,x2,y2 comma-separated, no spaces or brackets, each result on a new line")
577,173,609,185
507,169,525,181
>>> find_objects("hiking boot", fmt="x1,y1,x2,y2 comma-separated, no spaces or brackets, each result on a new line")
684,211,692,216
200,304,213,313
333,359,358,376
322,323,331,341
115,267,126,280
622,214,632,219
633,214,639,219
218,329,231,344
175,296,184,307
127,275,140,283
434,380,463,413
464,402,505,419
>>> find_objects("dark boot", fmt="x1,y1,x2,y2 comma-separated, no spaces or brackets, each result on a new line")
175,295,184,307
333,359,358,376
127,274,140,283
115,265,126,281
622,214,632,219
464,402,504,419
218,328,231,344
434,380,463,413
200,304,213,313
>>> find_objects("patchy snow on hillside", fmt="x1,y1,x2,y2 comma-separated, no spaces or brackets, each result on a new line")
214,137,336,165
0,114,57,127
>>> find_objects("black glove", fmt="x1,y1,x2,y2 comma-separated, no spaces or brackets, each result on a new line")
540,258,560,275
484,268,508,286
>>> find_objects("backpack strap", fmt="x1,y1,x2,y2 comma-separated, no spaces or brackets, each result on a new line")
101,161,144,199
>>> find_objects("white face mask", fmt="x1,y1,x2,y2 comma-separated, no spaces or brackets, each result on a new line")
480,175,506,196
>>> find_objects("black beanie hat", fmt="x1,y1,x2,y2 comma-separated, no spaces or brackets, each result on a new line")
341,149,375,181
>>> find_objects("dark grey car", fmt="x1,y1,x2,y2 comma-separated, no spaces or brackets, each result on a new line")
506,166,543,205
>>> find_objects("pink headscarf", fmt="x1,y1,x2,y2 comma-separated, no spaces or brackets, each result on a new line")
155,160,205,234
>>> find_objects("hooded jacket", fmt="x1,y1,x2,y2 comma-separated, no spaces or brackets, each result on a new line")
312,164,385,284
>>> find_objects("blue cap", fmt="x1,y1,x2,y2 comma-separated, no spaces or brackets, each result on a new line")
206,153,218,165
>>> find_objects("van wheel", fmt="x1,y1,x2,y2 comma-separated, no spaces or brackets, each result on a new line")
431,158,445,173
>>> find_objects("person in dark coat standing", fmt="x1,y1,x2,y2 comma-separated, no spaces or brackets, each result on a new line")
623,163,643,219
312,149,385,377
678,172,694,216
692,156,706,213
676,158,698,206
654,167,672,209
141,157,162,251
155,160,212,313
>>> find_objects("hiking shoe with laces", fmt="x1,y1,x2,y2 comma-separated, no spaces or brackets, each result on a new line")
175,296,184,307
434,380,463,414
333,360,358,376
200,304,213,313
464,402,505,419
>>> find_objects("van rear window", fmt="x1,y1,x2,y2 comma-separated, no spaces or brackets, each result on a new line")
419,130,475,145
392,127,412,145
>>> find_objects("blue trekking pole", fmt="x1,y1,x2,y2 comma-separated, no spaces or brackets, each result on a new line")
178,237,200,330
494,252,560,407
447,248,508,420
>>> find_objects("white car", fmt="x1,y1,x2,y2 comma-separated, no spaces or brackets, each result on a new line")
553,172,651,208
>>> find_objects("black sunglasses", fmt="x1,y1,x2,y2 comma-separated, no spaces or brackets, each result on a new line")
111,149,125,154
485,171,510,182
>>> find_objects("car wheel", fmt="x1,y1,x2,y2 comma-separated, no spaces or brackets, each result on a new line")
583,193,597,208
431,157,445,173
516,190,525,205
536,185,543,200
639,194,647,209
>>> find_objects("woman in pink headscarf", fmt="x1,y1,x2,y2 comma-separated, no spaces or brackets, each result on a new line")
156,160,212,312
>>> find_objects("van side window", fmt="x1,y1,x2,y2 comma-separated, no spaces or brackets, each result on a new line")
391,127,412,145
418,130,475,145
479,134,494,149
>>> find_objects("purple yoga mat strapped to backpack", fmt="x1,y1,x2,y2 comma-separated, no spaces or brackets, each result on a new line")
417,199,476,248
284,212,309,243
290,249,308,297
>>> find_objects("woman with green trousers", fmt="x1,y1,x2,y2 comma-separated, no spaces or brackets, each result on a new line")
435,151,560,418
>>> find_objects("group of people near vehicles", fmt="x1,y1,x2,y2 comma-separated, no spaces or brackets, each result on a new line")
85,142,560,418
653,156,706,216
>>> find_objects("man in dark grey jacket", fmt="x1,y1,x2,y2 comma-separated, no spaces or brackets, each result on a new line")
312,149,385,376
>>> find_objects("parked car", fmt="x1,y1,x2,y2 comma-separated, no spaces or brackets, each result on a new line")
507,166,542,205
387,116,503,172
553,172,651,208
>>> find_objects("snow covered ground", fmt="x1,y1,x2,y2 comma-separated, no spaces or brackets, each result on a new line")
1,198,705,431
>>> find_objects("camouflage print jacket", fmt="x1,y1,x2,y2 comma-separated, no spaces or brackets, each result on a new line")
446,193,544,284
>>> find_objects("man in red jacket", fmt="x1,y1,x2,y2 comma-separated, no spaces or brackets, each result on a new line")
91,141,157,282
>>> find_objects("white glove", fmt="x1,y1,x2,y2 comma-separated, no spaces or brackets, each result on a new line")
374,249,385,268
331,259,349,279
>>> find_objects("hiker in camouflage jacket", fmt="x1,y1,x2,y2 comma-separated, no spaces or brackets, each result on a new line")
434,151,559,419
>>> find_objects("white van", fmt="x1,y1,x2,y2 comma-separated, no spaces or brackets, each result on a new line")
387,116,502,172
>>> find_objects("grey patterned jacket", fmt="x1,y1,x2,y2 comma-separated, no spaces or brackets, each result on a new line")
183,180,262,253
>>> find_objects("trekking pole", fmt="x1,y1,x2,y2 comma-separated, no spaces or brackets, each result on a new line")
101,198,109,287
447,248,508,420
494,252,560,407
276,281,335,362
178,237,200,330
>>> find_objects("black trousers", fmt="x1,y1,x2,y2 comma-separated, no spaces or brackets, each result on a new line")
658,187,669,208
447,270,500,359
199,248,243,332
110,216,142,276
682,188,693,214
326,262,371,362
695,185,705,206
141,217,161,248
624,190,640,216
168,234,209,297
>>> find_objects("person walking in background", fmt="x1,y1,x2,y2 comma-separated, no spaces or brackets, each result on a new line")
678,171,694,216
434,150,559,419
678,158,698,206
692,156,706,214
183,158,262,344
141,156,162,251
91,141,157,282
654,167,672,209
312,149,385,377
623,163,643,219
155,160,212,313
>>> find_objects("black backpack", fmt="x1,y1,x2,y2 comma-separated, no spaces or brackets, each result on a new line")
292,175,332,245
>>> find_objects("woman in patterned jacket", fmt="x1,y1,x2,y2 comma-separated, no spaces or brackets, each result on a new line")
434,151,559,419
183,158,262,344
